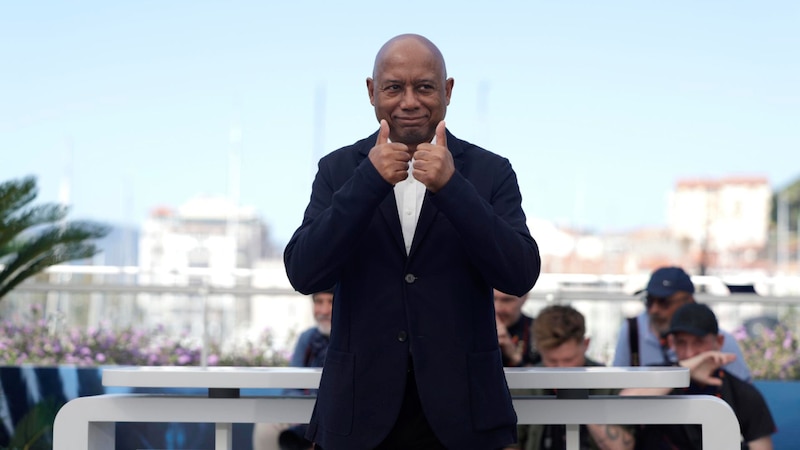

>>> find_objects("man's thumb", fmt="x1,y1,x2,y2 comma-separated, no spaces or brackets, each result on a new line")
436,120,447,147
377,119,390,145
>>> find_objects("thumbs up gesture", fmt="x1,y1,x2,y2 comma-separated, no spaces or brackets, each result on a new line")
412,121,454,193
368,119,412,185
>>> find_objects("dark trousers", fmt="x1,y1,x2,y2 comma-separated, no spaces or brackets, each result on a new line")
373,371,446,450
316,370,447,450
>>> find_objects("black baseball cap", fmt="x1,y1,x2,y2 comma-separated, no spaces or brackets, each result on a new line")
667,303,718,337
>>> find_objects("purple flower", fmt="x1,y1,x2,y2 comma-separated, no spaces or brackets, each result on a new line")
0,309,289,369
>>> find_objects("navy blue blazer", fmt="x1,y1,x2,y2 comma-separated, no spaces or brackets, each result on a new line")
284,129,541,449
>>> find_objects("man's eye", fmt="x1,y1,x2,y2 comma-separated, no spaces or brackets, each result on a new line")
383,85,401,91
418,84,435,91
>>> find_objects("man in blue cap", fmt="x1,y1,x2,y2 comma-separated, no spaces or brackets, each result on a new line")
612,266,751,381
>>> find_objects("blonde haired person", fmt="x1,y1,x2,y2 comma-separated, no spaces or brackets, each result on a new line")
511,305,634,450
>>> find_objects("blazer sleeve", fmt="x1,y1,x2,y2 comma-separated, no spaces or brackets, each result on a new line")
284,144,393,294
428,156,540,296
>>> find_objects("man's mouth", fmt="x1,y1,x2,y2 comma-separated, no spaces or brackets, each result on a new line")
395,116,427,126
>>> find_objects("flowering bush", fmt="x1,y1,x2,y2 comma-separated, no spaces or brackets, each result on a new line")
0,304,288,367
735,318,800,380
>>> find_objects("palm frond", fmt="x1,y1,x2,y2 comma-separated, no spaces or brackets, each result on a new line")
0,176,38,221
0,176,110,301
0,203,68,254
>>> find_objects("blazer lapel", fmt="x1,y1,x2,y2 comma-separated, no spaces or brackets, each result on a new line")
408,130,464,258
363,128,466,258
408,193,437,258
357,132,406,255
379,193,406,254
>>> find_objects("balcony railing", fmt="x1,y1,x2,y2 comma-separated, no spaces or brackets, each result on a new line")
5,264,800,368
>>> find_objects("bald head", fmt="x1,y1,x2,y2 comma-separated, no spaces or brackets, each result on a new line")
372,34,447,80
366,34,453,145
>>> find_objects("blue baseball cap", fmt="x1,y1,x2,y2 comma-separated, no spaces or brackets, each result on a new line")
646,267,695,298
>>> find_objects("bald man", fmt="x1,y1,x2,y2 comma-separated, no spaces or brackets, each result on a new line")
285,34,541,449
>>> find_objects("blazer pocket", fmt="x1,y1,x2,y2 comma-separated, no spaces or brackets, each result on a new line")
317,349,355,435
467,348,517,431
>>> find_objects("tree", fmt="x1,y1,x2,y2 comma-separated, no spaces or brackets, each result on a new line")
0,176,109,300
770,175,800,232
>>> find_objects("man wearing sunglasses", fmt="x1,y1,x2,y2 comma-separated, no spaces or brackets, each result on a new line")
611,266,751,381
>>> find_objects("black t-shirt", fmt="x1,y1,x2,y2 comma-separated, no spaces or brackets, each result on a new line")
504,314,540,366
635,369,776,449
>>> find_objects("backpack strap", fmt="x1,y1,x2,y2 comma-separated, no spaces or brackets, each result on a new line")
628,316,640,366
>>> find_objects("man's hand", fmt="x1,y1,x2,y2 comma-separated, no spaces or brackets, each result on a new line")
412,121,454,193
497,316,524,366
368,120,411,185
680,351,737,386
586,424,635,450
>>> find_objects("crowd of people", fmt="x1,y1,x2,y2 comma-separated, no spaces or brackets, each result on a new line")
503,266,776,450
258,265,776,450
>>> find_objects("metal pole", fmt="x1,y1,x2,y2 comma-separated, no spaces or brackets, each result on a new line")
200,285,209,368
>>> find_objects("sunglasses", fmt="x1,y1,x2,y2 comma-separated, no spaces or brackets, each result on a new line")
645,294,686,309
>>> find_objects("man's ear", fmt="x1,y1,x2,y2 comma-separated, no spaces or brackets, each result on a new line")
366,78,375,105
444,77,454,105
716,333,725,349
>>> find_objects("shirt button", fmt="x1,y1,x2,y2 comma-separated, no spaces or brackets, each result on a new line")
404,273,416,283
397,331,408,342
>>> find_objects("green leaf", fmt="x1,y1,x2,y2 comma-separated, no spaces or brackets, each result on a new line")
7,397,61,450
0,176,110,301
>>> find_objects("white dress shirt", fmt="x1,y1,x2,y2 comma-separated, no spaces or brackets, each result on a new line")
392,137,435,254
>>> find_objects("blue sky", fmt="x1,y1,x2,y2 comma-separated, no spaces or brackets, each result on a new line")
2,1,798,246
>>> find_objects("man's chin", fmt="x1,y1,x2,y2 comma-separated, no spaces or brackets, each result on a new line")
393,128,431,145
652,323,669,336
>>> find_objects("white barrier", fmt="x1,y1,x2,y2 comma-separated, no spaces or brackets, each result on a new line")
52,366,741,450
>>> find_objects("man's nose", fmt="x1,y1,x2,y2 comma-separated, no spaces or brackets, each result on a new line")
685,345,700,359
399,87,421,109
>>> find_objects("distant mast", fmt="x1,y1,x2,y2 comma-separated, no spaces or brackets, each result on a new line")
228,114,242,267
58,136,73,215
476,80,490,148
312,83,326,179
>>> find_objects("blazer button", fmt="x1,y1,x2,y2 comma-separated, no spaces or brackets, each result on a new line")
404,273,417,283
397,331,408,342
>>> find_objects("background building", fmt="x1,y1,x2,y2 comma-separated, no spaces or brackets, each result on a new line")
668,177,772,273
136,196,299,347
